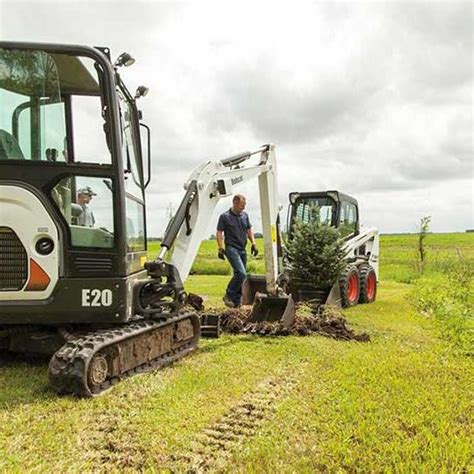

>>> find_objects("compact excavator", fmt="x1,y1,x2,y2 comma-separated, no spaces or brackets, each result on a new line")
0,41,379,397
0,41,293,396
0,41,203,397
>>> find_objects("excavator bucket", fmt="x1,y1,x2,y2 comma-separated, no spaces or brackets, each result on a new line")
247,292,296,328
243,275,296,328
242,274,267,305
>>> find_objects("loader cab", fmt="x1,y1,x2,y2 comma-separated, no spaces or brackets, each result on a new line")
288,191,359,240
0,42,150,285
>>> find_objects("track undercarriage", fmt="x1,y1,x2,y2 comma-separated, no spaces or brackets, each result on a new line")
0,313,200,397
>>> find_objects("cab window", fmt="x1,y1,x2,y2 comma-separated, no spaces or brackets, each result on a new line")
339,201,358,238
0,48,110,164
294,197,334,225
118,87,146,252
51,176,115,249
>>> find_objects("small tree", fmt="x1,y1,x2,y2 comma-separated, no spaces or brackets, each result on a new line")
286,206,347,289
417,216,431,273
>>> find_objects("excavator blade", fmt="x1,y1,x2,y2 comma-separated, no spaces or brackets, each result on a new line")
246,292,296,328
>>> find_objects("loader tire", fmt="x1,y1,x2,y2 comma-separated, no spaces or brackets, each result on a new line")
339,265,360,308
358,264,377,304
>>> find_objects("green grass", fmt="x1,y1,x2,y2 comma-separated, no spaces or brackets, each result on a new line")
381,232,474,283
0,233,472,471
149,232,474,283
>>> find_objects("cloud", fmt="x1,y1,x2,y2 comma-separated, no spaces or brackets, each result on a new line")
0,0,472,237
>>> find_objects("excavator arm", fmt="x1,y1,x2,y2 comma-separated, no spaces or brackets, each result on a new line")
159,144,282,290
144,144,296,331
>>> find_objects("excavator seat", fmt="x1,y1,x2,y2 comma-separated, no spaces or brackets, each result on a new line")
0,130,25,160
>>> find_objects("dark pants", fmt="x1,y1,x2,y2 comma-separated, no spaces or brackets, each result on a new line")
225,246,247,306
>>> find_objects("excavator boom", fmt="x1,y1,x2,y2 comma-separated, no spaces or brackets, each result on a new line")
158,144,296,327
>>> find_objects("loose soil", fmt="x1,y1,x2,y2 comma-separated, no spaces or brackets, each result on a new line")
204,304,370,341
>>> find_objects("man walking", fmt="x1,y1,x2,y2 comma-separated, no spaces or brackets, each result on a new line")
216,194,258,308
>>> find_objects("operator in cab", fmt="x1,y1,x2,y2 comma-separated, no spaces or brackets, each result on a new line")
77,186,96,227
216,194,259,308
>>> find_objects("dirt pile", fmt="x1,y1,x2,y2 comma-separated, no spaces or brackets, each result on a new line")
186,293,205,311
215,304,370,341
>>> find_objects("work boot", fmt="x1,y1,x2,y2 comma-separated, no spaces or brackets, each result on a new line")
223,295,235,308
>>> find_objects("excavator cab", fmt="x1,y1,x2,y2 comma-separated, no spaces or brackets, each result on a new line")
0,43,150,322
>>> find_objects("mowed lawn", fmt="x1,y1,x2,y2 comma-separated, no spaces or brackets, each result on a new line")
0,234,472,471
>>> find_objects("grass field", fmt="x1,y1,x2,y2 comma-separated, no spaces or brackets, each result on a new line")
0,233,472,471
149,232,474,284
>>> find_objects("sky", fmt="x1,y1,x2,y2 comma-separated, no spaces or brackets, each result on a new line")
0,0,472,236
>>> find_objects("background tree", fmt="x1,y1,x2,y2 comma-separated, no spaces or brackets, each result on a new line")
417,216,431,273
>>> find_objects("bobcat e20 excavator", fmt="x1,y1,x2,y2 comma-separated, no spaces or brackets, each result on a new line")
0,41,205,397
0,41,378,397
0,41,293,396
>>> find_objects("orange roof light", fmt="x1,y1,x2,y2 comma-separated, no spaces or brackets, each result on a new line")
25,259,50,291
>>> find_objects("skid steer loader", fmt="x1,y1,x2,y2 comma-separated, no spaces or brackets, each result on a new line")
0,42,200,397
242,191,379,310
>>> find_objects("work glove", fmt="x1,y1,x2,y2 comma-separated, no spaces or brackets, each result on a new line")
218,248,226,260
251,244,259,257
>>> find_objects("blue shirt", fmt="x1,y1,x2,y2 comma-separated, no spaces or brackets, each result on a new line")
217,209,252,251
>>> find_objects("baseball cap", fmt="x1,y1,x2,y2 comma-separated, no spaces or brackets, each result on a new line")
78,186,97,196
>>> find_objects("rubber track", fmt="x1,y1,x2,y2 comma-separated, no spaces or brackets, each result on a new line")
49,313,199,398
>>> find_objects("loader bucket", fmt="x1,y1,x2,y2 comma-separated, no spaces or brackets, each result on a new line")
287,281,342,308
325,282,342,308
246,292,296,328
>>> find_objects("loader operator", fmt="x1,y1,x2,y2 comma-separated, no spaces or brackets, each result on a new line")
216,194,258,308
77,186,96,227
